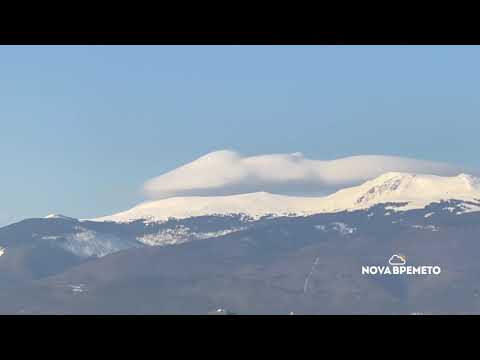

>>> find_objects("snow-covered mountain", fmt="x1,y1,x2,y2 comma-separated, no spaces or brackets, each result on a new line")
45,214,78,221
319,172,480,213
3,172,480,314
3,171,479,262
92,172,480,223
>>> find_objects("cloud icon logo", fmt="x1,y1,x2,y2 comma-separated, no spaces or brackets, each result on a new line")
389,254,406,266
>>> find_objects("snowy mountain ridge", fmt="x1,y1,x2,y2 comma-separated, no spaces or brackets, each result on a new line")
91,172,480,223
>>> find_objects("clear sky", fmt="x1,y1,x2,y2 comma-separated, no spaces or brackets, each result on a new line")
1,45,480,225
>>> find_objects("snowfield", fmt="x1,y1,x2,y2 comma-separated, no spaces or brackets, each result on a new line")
136,225,247,246
91,172,480,223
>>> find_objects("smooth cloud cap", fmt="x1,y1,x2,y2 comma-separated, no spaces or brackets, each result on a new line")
143,150,466,199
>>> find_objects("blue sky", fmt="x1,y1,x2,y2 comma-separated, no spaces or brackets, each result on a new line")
1,45,480,225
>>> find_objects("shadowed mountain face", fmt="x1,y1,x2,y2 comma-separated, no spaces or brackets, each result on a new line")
1,200,480,314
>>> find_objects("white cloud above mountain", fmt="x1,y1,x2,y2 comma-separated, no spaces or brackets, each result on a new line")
142,150,468,199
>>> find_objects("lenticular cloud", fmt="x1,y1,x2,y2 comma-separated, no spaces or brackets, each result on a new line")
143,150,464,199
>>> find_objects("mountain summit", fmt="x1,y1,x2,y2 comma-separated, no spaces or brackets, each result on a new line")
320,172,480,211
44,214,77,221
92,172,480,223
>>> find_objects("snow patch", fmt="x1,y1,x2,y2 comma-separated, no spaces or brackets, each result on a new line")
41,235,62,241
304,257,320,293
314,222,356,236
44,214,77,221
411,225,439,232
137,225,246,246
61,227,134,257
68,284,87,294
453,201,480,214
331,222,356,235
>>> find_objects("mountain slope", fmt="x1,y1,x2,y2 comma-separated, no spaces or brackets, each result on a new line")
2,174,480,313
6,203,480,314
